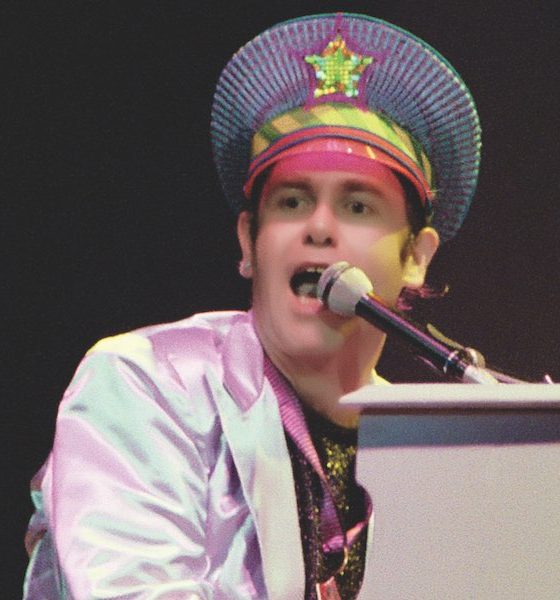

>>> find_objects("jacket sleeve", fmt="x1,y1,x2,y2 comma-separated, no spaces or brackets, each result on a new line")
46,339,217,599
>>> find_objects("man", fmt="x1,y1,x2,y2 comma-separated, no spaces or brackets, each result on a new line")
23,13,480,599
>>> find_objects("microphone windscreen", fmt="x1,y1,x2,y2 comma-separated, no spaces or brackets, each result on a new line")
318,262,373,316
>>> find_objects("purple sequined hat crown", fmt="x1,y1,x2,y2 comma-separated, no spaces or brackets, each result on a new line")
211,13,481,242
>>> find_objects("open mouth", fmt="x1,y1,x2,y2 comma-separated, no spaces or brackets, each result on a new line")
289,266,326,298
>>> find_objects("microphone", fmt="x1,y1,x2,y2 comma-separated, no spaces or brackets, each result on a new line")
317,262,498,384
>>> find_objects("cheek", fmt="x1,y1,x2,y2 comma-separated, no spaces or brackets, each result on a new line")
252,227,286,285
368,230,407,262
254,221,296,261
253,231,275,270
360,229,410,294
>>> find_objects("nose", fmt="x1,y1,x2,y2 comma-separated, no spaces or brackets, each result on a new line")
303,202,337,247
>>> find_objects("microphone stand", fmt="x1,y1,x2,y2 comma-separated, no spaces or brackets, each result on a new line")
358,292,555,384
318,261,553,385
355,292,500,384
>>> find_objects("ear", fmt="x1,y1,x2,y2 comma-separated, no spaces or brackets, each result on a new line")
237,210,254,279
401,226,440,288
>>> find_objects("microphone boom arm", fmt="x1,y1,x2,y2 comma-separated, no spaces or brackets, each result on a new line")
356,293,499,384
317,262,535,384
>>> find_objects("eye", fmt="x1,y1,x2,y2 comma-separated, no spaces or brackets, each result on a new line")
261,187,313,219
348,200,368,214
273,192,311,213
344,198,377,216
281,196,303,210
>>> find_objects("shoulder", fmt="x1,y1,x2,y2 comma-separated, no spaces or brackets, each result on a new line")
60,310,256,426
82,310,256,388
55,311,257,469
87,310,249,367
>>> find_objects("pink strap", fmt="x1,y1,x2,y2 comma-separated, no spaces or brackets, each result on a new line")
264,356,368,556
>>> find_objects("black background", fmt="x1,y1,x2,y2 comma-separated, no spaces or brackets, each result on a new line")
5,1,559,595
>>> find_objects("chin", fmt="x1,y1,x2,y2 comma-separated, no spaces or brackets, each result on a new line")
284,315,360,359
252,292,366,364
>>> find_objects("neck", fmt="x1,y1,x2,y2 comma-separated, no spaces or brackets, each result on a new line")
265,328,385,428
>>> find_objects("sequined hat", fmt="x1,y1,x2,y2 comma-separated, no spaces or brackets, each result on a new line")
211,13,481,242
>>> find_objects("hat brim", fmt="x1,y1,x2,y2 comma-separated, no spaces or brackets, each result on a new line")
211,13,481,242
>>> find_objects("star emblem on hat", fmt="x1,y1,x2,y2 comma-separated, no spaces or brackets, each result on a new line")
305,35,374,99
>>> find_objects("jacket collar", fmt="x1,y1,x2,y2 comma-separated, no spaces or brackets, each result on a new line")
212,312,306,599
222,311,264,411
216,311,381,598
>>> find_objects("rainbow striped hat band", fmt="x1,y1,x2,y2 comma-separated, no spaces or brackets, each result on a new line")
211,13,481,242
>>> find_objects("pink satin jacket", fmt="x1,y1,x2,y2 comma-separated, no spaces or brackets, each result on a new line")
23,311,376,599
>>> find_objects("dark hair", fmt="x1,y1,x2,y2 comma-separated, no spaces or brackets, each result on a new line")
242,168,269,243
395,174,428,237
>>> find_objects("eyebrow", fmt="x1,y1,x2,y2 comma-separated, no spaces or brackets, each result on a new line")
265,176,389,198
265,177,313,193
342,180,388,196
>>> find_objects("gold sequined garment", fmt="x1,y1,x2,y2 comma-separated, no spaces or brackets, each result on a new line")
286,404,369,599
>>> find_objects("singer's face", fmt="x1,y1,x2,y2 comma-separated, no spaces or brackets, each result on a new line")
237,153,438,365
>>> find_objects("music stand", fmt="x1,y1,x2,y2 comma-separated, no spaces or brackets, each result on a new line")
340,383,560,600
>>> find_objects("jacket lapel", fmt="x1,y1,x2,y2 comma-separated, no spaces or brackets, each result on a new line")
210,314,305,599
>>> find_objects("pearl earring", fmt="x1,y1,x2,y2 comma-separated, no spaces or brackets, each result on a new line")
239,260,252,278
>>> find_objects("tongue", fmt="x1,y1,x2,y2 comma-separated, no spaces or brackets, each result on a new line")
290,269,323,298
295,281,318,298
